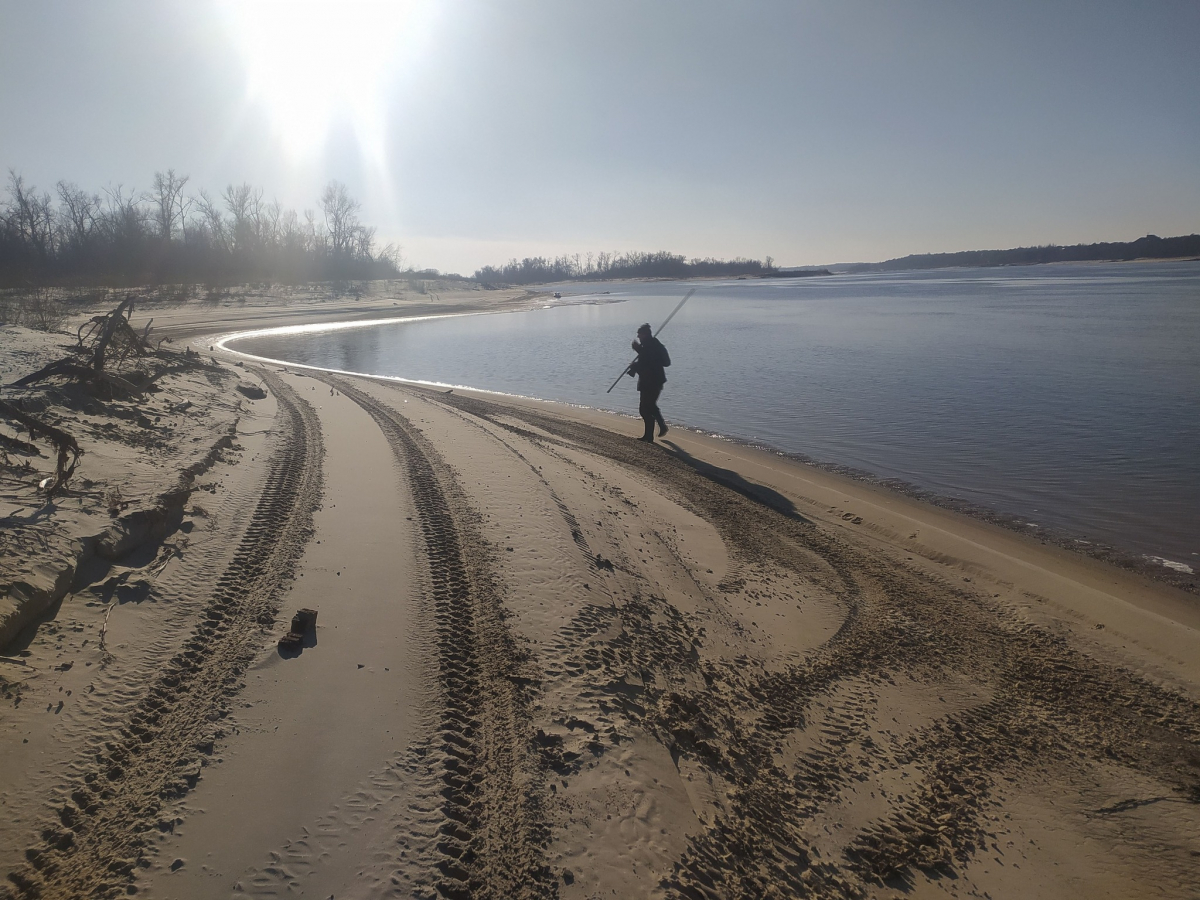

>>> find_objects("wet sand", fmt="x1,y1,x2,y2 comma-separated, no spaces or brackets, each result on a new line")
2,291,1198,899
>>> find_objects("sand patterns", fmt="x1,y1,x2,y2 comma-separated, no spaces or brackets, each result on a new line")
427,390,1200,898
9,374,1199,899
7,371,324,900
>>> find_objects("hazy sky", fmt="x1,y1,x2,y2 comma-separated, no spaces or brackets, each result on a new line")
2,1,1197,273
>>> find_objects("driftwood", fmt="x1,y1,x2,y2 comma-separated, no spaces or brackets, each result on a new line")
91,298,132,370
75,298,151,371
15,297,154,399
0,431,41,456
0,299,176,494
0,398,82,495
98,601,117,654
12,359,144,398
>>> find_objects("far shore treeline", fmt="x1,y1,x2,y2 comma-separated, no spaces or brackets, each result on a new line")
847,233,1200,272
2,169,1197,292
472,251,779,284
0,170,400,288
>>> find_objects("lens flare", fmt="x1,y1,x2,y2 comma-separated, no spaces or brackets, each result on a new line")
221,0,426,162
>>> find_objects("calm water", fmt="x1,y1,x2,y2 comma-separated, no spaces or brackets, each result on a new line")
234,261,1200,568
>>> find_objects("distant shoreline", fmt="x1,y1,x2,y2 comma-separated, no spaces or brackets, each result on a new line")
502,253,1200,288
836,232,1200,274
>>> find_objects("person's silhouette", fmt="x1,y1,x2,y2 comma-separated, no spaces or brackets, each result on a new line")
626,323,671,442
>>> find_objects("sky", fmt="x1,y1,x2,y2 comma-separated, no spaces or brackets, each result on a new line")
1,0,1197,274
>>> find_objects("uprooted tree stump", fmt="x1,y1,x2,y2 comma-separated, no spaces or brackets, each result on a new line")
78,297,153,372
12,297,153,400
0,297,169,497
2,296,223,497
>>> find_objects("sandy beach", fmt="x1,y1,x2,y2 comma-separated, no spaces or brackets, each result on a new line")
2,288,1199,899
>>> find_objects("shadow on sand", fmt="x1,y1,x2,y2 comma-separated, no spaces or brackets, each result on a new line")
660,440,811,524
277,626,318,659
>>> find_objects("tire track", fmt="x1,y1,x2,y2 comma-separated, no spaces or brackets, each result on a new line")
5,369,323,900
404,391,594,561
429,391,1200,898
317,376,555,900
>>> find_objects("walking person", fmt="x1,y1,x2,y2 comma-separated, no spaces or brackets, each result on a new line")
626,323,671,442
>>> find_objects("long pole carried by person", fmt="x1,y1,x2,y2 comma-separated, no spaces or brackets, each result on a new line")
606,288,694,393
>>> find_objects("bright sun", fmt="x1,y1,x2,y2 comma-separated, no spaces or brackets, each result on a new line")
221,0,426,160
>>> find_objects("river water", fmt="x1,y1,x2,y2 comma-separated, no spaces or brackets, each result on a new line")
232,261,1200,569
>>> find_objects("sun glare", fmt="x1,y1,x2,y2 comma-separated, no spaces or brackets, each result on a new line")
222,0,425,161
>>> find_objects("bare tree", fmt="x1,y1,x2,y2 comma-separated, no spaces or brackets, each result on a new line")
56,181,99,249
303,209,318,253
1,170,401,286
195,188,230,252
98,184,146,248
264,198,284,247
277,207,303,253
320,180,361,258
147,169,189,242
379,241,403,271
222,183,263,251
5,171,56,260
354,224,376,261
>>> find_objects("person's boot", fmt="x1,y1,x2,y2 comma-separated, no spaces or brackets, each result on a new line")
639,421,655,442
657,421,668,437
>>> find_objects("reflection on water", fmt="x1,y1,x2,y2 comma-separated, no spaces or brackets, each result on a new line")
233,261,1200,565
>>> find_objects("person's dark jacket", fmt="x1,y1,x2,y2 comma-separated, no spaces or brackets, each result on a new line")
629,335,671,391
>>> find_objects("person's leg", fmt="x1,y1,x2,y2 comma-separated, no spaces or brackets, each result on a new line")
638,388,658,441
646,385,666,436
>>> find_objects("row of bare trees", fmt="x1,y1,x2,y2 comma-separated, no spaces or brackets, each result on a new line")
474,250,775,284
0,170,401,287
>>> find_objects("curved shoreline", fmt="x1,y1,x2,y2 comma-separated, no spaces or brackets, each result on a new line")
215,312,630,411
213,309,1198,594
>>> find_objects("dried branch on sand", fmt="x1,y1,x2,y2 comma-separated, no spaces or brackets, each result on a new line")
77,297,152,372
0,297,168,496
13,297,153,400
0,398,82,495
0,431,41,456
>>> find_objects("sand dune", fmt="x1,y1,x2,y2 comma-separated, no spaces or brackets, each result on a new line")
2,294,1199,899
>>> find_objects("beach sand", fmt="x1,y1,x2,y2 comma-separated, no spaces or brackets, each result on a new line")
2,290,1198,899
